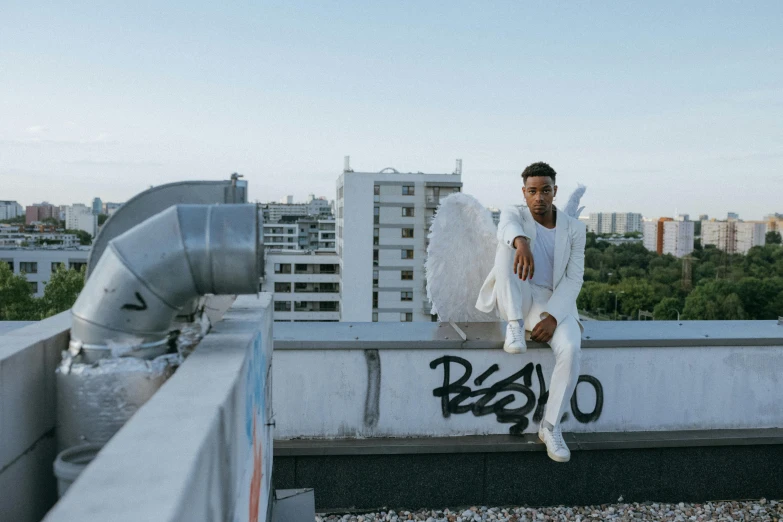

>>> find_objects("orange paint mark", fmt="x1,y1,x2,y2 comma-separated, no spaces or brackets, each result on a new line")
249,416,264,521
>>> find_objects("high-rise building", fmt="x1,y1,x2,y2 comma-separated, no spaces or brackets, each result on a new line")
643,218,694,258
65,204,98,237
587,212,642,234
103,202,123,216
0,201,24,221
675,214,690,222
764,213,783,233
701,220,766,254
698,214,709,221
25,203,57,224
261,194,333,224
92,197,103,215
336,164,462,322
727,212,740,221
261,250,341,322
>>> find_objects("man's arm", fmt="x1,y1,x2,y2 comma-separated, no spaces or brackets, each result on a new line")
497,206,534,280
544,221,586,324
497,206,528,248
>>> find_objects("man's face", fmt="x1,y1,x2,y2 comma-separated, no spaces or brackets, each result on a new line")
522,176,557,216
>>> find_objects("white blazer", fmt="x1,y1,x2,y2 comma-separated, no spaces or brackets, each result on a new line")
476,204,587,331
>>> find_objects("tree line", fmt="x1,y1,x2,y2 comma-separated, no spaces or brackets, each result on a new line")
578,231,783,320
0,263,85,321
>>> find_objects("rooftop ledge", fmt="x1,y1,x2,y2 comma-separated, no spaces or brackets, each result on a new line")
273,320,783,349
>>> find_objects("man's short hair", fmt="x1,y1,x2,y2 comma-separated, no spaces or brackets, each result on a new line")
521,162,557,184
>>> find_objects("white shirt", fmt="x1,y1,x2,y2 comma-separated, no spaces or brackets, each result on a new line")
530,220,556,290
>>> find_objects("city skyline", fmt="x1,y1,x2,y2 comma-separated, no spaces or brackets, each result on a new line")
1,2,781,219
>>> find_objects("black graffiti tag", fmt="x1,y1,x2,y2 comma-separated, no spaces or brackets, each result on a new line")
430,356,603,435
121,292,148,311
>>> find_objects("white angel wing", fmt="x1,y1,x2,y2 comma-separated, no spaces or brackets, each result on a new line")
425,193,498,322
563,184,587,218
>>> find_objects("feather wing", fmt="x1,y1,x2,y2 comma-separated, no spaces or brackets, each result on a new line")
425,193,498,322
563,184,587,218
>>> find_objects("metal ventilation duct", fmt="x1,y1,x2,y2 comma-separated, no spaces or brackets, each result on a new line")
70,203,261,358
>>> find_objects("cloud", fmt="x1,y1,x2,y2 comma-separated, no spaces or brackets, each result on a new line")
26,125,48,134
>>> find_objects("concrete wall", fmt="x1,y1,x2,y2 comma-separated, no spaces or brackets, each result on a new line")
44,295,274,522
0,313,70,522
273,321,783,439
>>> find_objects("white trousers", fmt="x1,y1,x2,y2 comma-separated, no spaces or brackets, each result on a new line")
493,245,582,428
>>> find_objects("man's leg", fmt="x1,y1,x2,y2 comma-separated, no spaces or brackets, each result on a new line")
544,316,582,427
538,315,582,462
491,244,532,353
492,244,532,322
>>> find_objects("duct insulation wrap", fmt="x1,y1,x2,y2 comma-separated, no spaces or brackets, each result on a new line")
56,353,180,451
70,204,261,350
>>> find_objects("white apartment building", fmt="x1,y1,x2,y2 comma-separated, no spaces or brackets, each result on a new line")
65,204,97,237
587,212,642,234
262,194,333,224
0,201,24,220
736,222,767,253
643,219,694,258
0,247,90,296
0,232,79,248
701,220,766,254
642,220,658,252
336,166,462,322
662,220,695,258
261,250,340,322
262,218,336,252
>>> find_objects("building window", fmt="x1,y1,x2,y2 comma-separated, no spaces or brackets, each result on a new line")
69,261,86,271
373,250,379,265
401,270,413,280
19,262,37,274
401,228,414,238
401,249,414,259
274,263,292,274
401,291,413,301
372,312,378,322
274,282,291,293
400,313,413,322
374,206,380,225
372,291,378,309
294,264,309,274
29,281,38,293
402,185,415,196
52,262,65,272
373,227,380,246
402,207,415,217
3,260,12,272
374,185,380,196
274,301,291,312
373,270,379,287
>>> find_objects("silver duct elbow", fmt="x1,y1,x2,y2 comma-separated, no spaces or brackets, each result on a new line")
70,204,261,359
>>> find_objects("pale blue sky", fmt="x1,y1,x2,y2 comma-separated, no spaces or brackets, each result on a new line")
1,1,781,219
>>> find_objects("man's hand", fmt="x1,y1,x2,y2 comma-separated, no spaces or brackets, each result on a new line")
531,315,557,343
513,236,534,280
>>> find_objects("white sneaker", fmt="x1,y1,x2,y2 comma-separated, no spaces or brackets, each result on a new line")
538,424,571,463
503,322,527,354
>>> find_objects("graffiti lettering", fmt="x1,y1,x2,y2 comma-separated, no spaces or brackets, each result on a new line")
430,356,603,435
121,292,148,311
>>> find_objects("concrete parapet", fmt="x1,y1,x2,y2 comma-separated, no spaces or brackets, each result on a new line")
273,321,783,439
43,294,274,522
0,312,69,522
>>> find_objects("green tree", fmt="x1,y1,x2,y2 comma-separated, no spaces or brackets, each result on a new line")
0,263,37,320
97,213,109,226
653,297,684,320
766,230,782,245
65,229,93,246
39,265,86,318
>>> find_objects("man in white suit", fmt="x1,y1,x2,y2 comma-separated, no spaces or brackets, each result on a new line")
475,162,586,462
